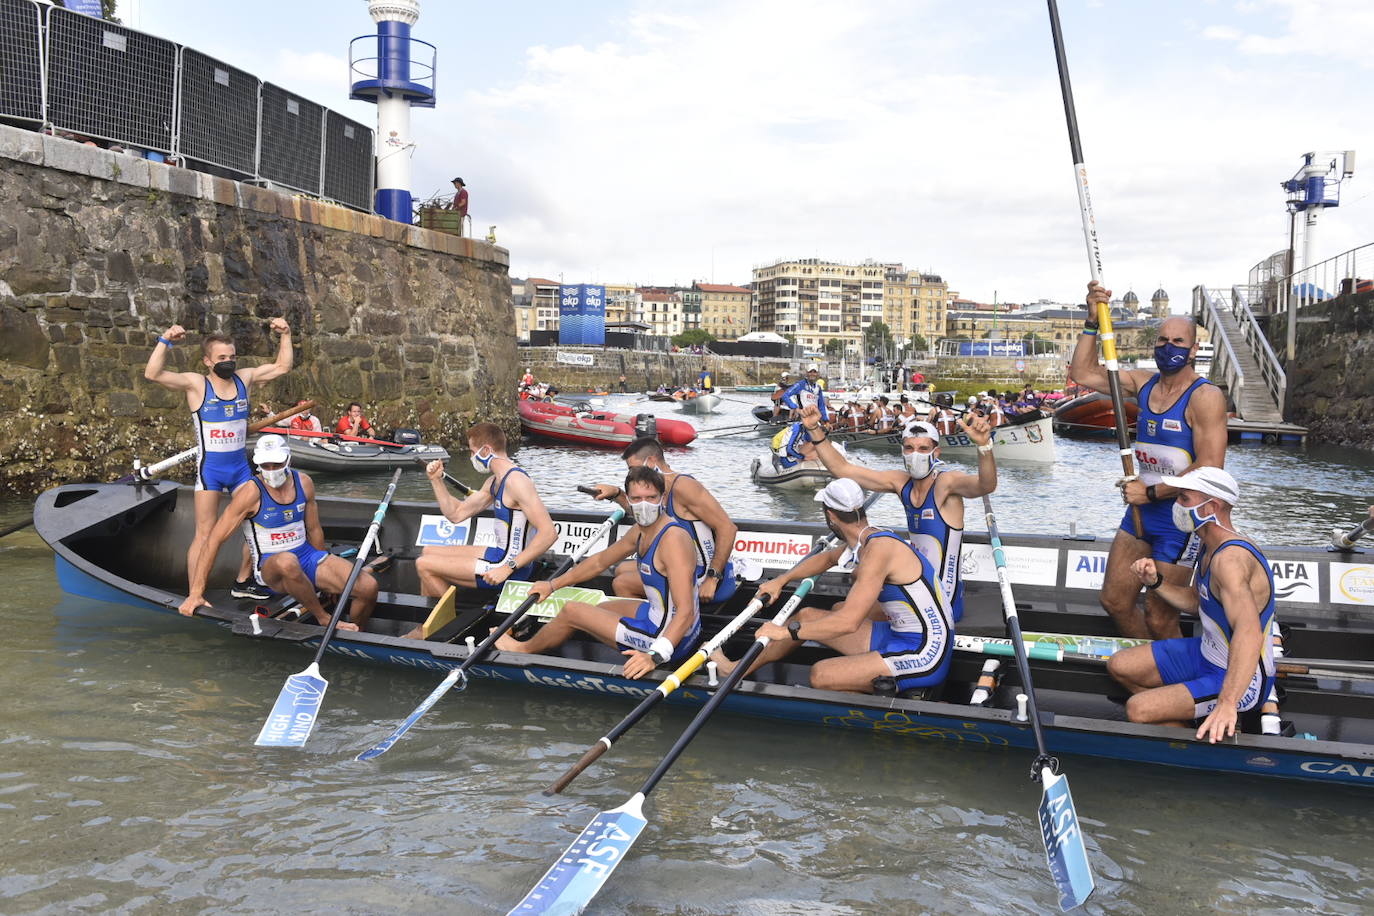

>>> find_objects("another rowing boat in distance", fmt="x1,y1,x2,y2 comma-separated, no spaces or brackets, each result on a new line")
833,414,1057,462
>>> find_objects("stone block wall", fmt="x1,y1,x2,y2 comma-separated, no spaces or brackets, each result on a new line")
1266,290,1374,450
518,347,791,391
0,125,514,494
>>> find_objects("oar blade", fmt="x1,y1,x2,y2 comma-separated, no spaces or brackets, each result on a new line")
255,663,328,748
508,794,648,916
1037,768,1094,911
355,668,463,761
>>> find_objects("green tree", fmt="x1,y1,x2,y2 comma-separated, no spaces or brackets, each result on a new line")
671,329,716,348
909,333,929,353
862,320,893,356
823,337,846,357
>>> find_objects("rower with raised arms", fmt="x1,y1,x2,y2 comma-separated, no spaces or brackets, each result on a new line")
143,317,294,603
414,422,557,597
712,478,953,694
591,437,739,605
801,403,994,622
1072,281,1228,639
496,466,701,680
1107,468,1278,744
178,435,378,630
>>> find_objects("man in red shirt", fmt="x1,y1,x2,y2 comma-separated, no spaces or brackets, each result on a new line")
335,402,373,437
287,399,323,436
449,177,468,236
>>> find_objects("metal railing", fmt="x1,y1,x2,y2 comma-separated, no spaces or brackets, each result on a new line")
1277,242,1374,316
1230,285,1287,415
1,0,373,212
1193,285,1246,412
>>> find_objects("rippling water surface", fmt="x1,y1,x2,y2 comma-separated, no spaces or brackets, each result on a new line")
2,394,1374,914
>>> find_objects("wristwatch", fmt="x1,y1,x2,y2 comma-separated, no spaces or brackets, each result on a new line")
705,568,723,580
504,558,518,570
788,619,803,641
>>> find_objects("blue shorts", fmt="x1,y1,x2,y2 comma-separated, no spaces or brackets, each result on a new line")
615,602,700,664
255,543,331,588
699,560,739,605
869,620,952,691
473,546,535,590
1151,637,1271,718
196,454,254,493
1119,500,1198,565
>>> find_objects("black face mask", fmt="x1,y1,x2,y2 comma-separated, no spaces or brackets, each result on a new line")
212,360,237,380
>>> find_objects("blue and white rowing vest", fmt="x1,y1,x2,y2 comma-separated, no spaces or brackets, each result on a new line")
637,520,698,634
899,470,964,621
864,528,952,647
1197,539,1277,676
1134,375,1209,486
664,473,715,579
242,470,309,567
488,466,536,563
195,375,250,460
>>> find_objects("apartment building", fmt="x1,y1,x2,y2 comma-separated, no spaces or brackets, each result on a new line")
751,258,888,352
882,266,953,349
695,282,752,339
637,288,684,337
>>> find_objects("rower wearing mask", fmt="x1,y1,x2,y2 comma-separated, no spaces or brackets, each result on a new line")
1108,468,1277,744
414,422,557,597
1071,281,1228,640
800,404,996,622
497,466,701,680
591,437,740,606
143,318,295,604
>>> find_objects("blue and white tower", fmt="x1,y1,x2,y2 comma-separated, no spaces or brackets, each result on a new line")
349,0,437,223
1282,150,1355,271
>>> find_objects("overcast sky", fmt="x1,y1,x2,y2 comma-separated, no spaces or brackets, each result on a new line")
122,0,1372,305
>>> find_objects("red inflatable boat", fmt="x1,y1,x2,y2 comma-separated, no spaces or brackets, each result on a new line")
518,401,697,448
1051,391,1139,439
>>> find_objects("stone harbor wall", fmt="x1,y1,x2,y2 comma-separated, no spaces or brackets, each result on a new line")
0,124,514,495
519,347,790,391
1265,290,1374,450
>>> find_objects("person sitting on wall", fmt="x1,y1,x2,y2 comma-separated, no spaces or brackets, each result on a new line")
335,402,373,437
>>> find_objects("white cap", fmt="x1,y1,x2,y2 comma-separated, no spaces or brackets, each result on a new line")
1160,466,1239,506
815,478,866,512
253,434,291,466
902,420,941,443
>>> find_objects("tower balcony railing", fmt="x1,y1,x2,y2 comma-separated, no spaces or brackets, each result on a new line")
349,34,436,106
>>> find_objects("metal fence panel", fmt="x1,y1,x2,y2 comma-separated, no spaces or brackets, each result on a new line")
323,111,373,212
0,0,43,124
45,7,176,152
176,48,258,177
257,82,323,195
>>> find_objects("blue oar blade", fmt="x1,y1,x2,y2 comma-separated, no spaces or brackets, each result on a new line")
255,663,328,748
1037,769,1095,911
356,668,463,761
508,794,648,916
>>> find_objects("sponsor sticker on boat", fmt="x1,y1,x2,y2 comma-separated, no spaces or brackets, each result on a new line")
1269,560,1320,604
470,517,502,548
960,544,1058,586
1065,550,1109,590
552,519,614,557
1331,563,1374,606
496,580,607,620
415,514,469,547
732,530,820,570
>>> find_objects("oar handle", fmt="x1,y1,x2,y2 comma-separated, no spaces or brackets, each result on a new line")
309,468,403,665
441,470,472,495
576,485,600,497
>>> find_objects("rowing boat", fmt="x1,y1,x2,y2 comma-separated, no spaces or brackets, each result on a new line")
517,400,697,447
1052,391,1139,439
32,481,1374,786
676,393,722,414
830,414,1057,463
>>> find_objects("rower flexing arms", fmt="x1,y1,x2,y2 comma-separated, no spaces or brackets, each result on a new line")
712,478,954,694
496,467,701,680
414,422,557,596
1072,281,1228,639
802,404,994,622
1107,468,1277,744
178,435,378,630
144,318,294,602
591,437,739,604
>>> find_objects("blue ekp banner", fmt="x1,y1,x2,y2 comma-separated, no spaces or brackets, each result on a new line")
559,284,606,346
958,340,1025,357
62,0,105,16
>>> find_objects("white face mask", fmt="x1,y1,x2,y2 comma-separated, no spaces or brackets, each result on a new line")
1172,499,1214,534
630,499,662,527
904,449,935,480
470,446,493,475
260,466,289,488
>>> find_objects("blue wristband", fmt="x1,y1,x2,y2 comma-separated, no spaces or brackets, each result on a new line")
157,336,173,348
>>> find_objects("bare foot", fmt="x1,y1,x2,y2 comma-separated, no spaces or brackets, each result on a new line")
313,613,358,632
494,632,527,653
400,626,424,640
708,648,737,678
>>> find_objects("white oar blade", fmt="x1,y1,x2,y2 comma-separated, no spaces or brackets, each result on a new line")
356,669,462,761
1037,769,1094,911
508,794,648,916
255,663,328,748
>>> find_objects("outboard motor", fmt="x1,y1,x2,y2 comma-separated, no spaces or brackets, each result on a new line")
633,413,658,440
393,428,422,445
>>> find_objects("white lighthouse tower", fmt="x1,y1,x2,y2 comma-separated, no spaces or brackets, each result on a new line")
349,0,437,223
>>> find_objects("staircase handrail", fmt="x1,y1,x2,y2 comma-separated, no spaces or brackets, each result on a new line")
1231,286,1287,416
1278,242,1374,314
1193,285,1244,412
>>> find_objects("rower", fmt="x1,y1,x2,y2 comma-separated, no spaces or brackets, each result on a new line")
1107,468,1277,744
495,466,701,680
413,422,557,597
929,395,958,436
781,367,829,422
1072,281,1228,639
177,435,378,630
143,318,294,603
711,478,954,695
801,404,994,622
592,437,740,604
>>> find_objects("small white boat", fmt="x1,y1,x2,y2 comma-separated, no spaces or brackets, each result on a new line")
676,393,723,415
750,442,855,489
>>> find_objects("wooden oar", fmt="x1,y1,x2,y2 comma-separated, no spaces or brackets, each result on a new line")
255,467,403,748
983,493,1094,911
117,400,315,484
354,504,626,761
259,426,405,449
1045,0,1142,537
1331,513,1374,551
